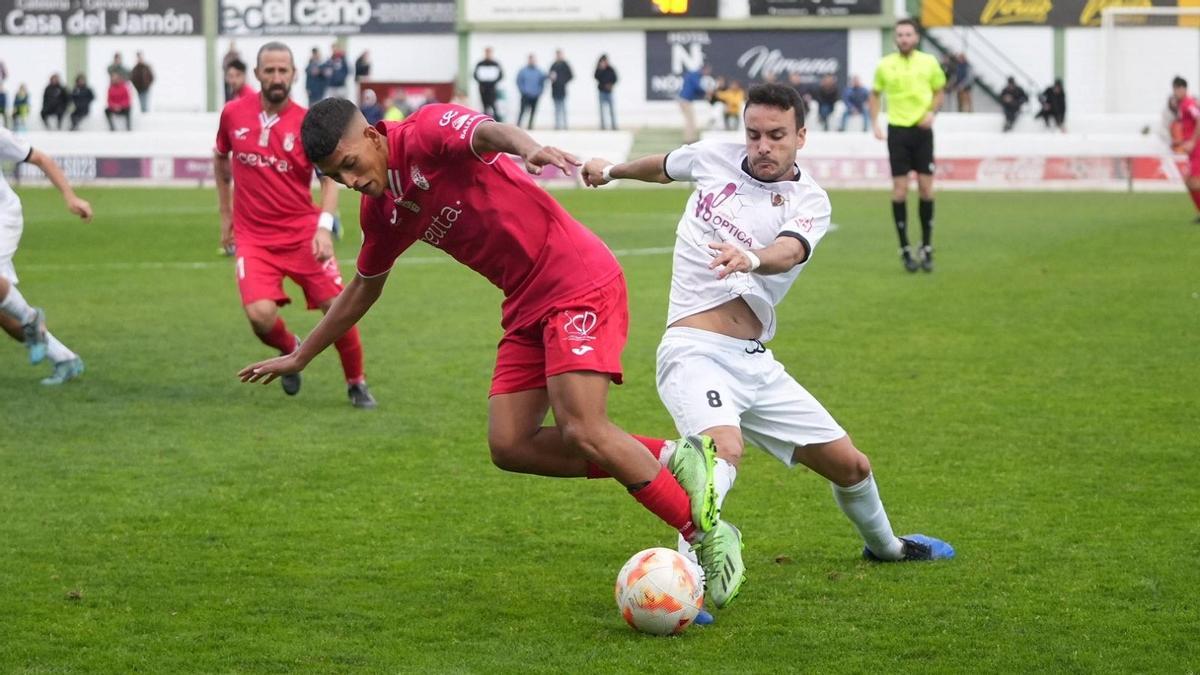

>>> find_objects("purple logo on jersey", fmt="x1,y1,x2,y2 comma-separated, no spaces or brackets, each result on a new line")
695,182,737,222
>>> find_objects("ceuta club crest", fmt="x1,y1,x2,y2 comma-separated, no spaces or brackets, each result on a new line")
411,165,430,190
283,133,295,152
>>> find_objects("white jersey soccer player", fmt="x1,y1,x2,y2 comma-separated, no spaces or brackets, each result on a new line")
0,127,93,384
583,83,954,612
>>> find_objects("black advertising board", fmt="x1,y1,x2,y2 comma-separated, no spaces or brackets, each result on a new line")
623,0,719,18
750,0,883,17
645,29,848,100
219,0,455,35
1,0,200,36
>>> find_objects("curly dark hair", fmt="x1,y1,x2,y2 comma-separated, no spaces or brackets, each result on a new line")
301,97,360,163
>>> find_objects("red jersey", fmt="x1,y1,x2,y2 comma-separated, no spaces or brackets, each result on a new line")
215,95,319,248
1179,95,1200,146
357,104,622,330
235,84,256,100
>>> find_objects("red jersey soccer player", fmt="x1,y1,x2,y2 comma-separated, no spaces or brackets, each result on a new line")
1171,76,1200,223
239,99,745,600
215,43,375,408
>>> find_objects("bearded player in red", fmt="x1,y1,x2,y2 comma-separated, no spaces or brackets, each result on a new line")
1171,76,1200,223
239,98,745,606
216,43,375,408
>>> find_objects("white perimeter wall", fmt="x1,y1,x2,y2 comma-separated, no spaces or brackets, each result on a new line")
1066,27,1200,116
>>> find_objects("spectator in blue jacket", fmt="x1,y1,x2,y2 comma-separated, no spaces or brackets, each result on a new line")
840,74,870,132
305,48,328,104
516,54,547,130
679,63,710,143
324,45,350,100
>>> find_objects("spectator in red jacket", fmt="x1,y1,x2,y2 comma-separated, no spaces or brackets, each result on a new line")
105,71,132,131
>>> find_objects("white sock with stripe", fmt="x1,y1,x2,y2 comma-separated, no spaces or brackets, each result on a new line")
832,473,904,560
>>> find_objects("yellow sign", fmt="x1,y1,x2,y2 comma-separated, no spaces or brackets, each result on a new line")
1079,0,1151,25
653,0,691,12
980,0,1054,23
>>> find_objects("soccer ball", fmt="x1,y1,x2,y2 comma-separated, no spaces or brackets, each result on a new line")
614,547,704,636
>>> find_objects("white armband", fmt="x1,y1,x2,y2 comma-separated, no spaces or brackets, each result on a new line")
317,212,336,232
743,249,762,272
602,164,615,182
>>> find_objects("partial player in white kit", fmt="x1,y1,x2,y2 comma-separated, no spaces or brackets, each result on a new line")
583,83,954,609
0,127,92,384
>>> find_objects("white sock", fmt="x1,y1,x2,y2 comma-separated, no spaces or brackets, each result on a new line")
0,284,36,324
678,458,738,562
832,473,904,560
45,331,77,363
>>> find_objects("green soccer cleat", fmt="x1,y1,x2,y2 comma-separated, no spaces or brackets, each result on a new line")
694,521,746,609
667,435,719,534
41,357,84,385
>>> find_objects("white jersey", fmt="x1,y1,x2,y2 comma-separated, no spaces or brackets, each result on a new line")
663,140,831,342
0,127,32,227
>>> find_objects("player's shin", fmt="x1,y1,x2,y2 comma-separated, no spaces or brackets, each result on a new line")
586,435,668,479
832,472,904,560
1189,189,1200,212
677,458,736,560
919,199,934,246
891,200,910,248
0,282,37,324
257,317,298,355
629,468,701,542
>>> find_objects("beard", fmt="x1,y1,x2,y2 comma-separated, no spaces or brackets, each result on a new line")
264,84,290,104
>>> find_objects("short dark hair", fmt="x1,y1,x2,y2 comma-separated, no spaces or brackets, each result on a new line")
1174,76,1188,89
896,17,920,31
225,59,246,74
745,83,807,129
302,97,360,163
256,41,293,68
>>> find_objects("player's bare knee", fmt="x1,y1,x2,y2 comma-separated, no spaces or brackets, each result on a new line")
835,443,872,486
486,434,524,472
558,418,607,462
244,306,276,334
705,430,744,466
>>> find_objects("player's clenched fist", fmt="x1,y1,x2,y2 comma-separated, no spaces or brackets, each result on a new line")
581,159,614,188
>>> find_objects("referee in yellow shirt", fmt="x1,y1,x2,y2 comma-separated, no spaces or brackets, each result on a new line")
869,18,946,272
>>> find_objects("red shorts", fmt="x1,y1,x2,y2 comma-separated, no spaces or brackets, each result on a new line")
490,274,629,397
235,242,344,310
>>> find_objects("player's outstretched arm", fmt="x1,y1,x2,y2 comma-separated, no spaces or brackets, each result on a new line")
471,120,581,175
27,149,92,222
707,237,807,280
581,154,672,187
238,272,388,385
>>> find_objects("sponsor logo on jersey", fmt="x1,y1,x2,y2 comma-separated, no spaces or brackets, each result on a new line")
234,127,250,140
694,182,738,222
421,201,462,246
411,165,430,190
235,152,289,173
283,133,295,152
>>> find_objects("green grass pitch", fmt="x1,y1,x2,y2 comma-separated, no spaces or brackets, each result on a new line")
1,185,1197,672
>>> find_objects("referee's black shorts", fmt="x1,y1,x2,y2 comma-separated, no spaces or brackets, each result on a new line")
887,124,935,177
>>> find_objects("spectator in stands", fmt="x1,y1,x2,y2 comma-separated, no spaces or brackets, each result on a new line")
222,42,241,101
225,59,254,101
384,89,407,121
715,79,746,130
325,46,350,100
107,52,129,80
953,53,974,112
815,74,840,131
305,48,329,104
13,84,29,132
516,54,547,130
355,50,371,83
360,89,384,126
595,54,618,130
130,51,154,113
473,47,504,121
1000,77,1027,132
840,74,870,132
549,49,573,130
41,74,69,130
1035,79,1066,132
68,75,95,131
0,61,8,129
940,54,955,106
105,72,132,132
679,63,710,143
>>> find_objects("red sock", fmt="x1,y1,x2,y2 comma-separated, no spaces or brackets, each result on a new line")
1190,189,1200,211
257,317,296,354
586,435,668,479
631,467,697,541
334,325,365,385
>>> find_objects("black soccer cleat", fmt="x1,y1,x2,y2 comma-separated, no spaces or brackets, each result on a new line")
348,382,377,409
918,245,934,273
281,372,302,396
900,247,919,273
863,534,955,562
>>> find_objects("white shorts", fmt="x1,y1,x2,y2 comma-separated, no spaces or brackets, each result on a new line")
0,217,22,284
656,326,846,467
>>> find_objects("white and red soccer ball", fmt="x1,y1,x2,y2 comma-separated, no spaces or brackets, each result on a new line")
614,547,704,636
